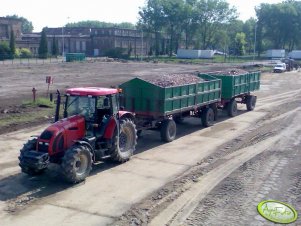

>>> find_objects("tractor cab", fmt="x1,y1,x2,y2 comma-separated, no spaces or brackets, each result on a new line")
64,87,120,136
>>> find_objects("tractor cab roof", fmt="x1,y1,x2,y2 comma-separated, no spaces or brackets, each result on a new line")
66,87,119,96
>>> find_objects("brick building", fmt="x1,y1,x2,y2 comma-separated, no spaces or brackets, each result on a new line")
44,27,156,57
0,17,22,41
0,17,169,57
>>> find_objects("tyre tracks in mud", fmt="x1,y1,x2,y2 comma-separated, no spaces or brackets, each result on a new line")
114,91,301,226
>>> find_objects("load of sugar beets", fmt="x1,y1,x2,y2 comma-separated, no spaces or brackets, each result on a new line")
19,69,260,183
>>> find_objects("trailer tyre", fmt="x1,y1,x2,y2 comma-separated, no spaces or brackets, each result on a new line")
110,119,137,163
202,108,214,127
19,138,46,176
161,119,177,142
246,95,256,111
61,145,92,183
227,99,238,117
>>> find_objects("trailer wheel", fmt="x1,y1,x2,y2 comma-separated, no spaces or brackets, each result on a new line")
246,95,256,111
110,119,137,163
19,138,46,176
227,99,237,117
161,119,177,142
202,108,214,127
61,145,92,183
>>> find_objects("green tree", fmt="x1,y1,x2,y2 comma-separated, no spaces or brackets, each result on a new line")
243,18,257,55
38,28,48,59
256,1,301,53
235,32,247,56
226,20,244,55
195,0,238,49
51,36,59,57
138,0,165,56
161,0,186,56
5,15,34,33
66,21,136,29
0,41,11,60
9,30,16,58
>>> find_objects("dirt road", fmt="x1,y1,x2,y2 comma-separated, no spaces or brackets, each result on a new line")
0,68,300,226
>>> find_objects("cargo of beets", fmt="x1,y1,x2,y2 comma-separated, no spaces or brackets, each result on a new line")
119,73,221,118
198,69,260,100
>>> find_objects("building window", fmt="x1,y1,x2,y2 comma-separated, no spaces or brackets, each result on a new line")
81,41,86,51
76,41,80,52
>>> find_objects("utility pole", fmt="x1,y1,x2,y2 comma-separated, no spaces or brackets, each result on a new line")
62,26,65,57
140,30,143,61
253,22,257,65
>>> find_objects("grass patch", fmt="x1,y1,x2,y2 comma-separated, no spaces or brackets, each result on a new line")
22,97,55,108
145,55,265,64
0,108,54,129
0,98,56,133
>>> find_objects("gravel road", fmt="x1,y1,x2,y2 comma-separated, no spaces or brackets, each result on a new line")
0,63,300,226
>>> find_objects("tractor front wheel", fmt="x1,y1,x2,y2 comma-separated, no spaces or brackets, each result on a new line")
61,145,92,183
110,119,137,163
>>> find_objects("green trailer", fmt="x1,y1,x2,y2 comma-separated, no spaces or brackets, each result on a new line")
119,74,221,142
198,70,261,117
65,53,86,62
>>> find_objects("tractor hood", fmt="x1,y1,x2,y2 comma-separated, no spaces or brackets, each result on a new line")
38,115,86,155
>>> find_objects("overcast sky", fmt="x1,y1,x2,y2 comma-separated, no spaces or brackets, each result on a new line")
2,0,284,32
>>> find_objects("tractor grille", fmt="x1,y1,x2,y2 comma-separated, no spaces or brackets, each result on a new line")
38,143,49,153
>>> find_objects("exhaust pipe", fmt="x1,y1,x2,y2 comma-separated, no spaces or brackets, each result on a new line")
55,90,61,122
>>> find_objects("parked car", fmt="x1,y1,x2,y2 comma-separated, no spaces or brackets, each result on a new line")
274,63,286,73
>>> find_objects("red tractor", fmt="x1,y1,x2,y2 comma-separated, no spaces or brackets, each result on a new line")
19,87,137,183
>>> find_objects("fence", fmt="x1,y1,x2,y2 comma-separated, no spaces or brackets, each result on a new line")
0,55,66,65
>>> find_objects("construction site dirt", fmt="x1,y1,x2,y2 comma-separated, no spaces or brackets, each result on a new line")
0,60,300,226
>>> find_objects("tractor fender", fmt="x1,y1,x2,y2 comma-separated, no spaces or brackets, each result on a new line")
104,112,135,139
104,118,117,139
74,140,94,153
119,111,135,121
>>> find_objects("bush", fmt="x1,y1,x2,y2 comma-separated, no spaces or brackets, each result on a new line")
20,48,32,58
105,47,129,59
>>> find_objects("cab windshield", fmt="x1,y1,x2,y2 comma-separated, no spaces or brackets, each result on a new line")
65,96,96,120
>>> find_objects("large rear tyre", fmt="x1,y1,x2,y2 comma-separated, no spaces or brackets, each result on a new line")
246,95,256,111
227,99,237,117
19,138,45,176
61,145,92,183
110,119,137,163
201,108,214,127
160,119,176,142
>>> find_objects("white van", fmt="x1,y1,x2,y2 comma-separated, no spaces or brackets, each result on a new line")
273,63,286,73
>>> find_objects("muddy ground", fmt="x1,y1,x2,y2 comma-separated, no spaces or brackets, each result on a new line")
0,61,300,226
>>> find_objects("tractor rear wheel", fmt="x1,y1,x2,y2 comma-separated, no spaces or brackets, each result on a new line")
201,108,214,127
160,119,177,142
61,145,92,183
110,119,137,163
227,99,238,117
19,138,46,176
246,95,256,111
